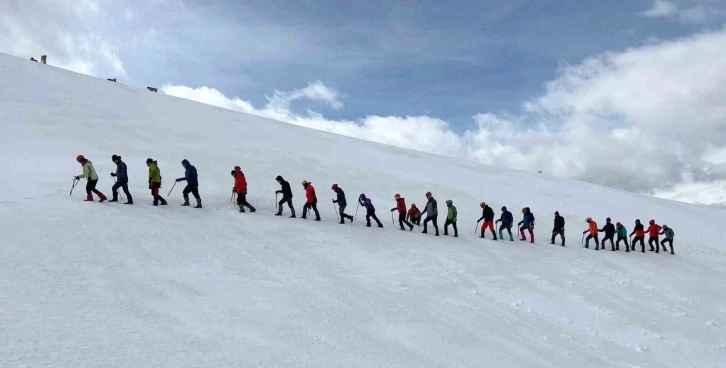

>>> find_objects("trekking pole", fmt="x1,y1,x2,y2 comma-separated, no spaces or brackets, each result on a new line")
581,233,585,245
167,181,177,197
70,178,79,196
333,202,339,220
474,222,478,235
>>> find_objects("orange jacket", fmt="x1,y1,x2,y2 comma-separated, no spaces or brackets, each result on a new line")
588,221,598,235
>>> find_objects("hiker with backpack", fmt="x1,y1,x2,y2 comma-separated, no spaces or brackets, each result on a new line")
175,159,202,208
390,194,414,231
231,166,256,213
109,155,132,204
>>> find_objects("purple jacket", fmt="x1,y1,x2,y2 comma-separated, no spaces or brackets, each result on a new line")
358,194,375,211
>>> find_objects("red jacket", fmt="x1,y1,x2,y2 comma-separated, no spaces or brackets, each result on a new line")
407,207,421,219
647,224,662,237
395,197,406,213
234,171,247,193
305,184,316,203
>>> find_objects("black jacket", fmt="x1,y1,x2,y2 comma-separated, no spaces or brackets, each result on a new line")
277,179,293,197
499,210,513,225
478,206,495,222
631,223,644,237
333,187,347,206
600,223,616,236
553,215,565,232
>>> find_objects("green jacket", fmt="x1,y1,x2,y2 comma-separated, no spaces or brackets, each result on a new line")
78,161,99,181
149,162,161,183
447,205,457,221
617,225,628,238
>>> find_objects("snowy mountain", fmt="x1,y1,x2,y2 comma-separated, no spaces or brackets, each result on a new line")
1,53,725,367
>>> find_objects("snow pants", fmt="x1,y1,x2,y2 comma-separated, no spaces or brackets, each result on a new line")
616,235,629,252
398,212,412,230
365,209,382,227
149,182,166,205
585,233,599,249
481,220,496,239
551,230,565,246
277,196,295,216
182,184,201,204
632,236,645,252
111,179,132,202
601,234,615,251
660,238,674,254
409,215,421,226
303,201,320,220
423,215,439,235
648,236,659,252
86,179,102,196
520,226,534,243
236,191,255,212
337,204,353,223
444,218,457,237
499,224,513,241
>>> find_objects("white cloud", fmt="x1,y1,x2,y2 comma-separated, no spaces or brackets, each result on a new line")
0,0,126,78
641,0,719,22
163,28,726,204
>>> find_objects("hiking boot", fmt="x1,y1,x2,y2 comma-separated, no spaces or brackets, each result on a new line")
84,194,93,202
98,193,107,202
340,219,345,224
314,218,321,221
194,203,202,209
367,224,372,228
275,212,282,216
289,215,296,218
109,198,119,203
378,224,383,228
409,224,414,231
181,202,190,207
249,208,256,213
239,208,245,213
124,201,133,205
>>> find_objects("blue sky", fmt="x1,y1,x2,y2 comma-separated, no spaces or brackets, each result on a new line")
2,0,726,204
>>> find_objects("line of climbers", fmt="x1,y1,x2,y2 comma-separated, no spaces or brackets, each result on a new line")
72,155,675,254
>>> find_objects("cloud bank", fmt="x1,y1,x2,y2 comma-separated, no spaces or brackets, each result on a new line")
163,28,726,204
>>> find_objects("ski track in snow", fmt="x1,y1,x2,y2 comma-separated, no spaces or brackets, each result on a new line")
0,53,725,367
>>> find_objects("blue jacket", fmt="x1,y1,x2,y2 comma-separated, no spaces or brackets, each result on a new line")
181,160,198,185
521,212,535,228
115,161,128,182
358,194,375,211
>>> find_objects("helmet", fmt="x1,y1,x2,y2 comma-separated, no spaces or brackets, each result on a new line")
394,193,401,199
606,217,611,222
234,165,241,171
635,219,641,223
480,202,486,208
76,155,85,163
616,222,622,227
446,200,453,205
586,217,592,222
554,211,559,216
331,184,338,190
649,219,655,225
302,180,309,186
425,191,432,197
146,158,153,164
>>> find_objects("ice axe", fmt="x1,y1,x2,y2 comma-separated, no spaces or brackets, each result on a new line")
167,180,178,197
70,178,79,196
391,211,395,225
332,200,339,220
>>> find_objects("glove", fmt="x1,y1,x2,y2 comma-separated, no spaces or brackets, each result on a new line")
390,208,395,212
332,199,336,203
275,190,282,194
175,178,182,182
110,172,116,177
73,176,80,180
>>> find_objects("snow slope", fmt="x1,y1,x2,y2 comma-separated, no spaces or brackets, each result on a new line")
1,53,725,367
